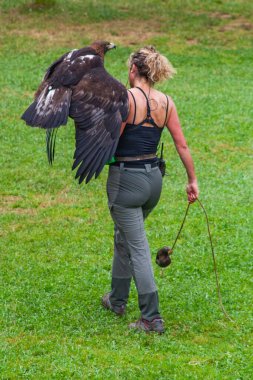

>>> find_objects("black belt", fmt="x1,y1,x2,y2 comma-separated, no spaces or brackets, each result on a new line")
111,161,159,169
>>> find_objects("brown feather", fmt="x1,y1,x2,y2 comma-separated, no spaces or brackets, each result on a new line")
21,40,129,184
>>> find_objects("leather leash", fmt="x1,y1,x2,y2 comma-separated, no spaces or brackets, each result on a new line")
163,199,234,322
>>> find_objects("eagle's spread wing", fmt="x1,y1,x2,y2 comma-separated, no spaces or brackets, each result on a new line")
70,68,128,183
21,42,129,184
21,48,101,129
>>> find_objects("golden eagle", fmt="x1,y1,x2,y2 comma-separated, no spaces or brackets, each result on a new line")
21,41,129,184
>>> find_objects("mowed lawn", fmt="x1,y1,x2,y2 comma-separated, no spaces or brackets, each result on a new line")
0,1,252,379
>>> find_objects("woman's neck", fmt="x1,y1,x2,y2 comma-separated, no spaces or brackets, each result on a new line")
132,77,152,92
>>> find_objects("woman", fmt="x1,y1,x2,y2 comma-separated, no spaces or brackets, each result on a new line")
102,46,199,333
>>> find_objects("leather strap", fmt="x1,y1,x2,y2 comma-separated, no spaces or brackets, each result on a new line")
128,90,137,124
163,95,169,126
135,86,151,117
115,153,157,162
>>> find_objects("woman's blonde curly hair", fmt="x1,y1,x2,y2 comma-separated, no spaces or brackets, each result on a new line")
128,46,176,84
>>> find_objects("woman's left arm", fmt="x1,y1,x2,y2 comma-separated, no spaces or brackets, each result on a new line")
166,97,199,203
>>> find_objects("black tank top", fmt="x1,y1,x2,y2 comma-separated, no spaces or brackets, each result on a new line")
115,87,169,160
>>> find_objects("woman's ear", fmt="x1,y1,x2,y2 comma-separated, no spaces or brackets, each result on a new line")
131,64,137,73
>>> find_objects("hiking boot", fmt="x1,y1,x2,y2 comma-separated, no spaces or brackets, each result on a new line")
101,292,126,316
128,317,165,334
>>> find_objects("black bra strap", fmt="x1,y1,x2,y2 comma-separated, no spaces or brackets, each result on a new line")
163,95,169,126
128,90,137,124
135,86,151,117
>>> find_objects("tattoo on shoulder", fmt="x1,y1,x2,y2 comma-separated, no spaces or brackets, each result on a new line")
149,98,158,111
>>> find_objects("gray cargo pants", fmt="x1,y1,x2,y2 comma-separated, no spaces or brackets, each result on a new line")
106,163,163,321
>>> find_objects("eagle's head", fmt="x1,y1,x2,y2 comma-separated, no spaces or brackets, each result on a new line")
91,40,116,58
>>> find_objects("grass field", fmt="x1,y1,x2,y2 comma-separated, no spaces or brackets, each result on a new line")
0,0,253,378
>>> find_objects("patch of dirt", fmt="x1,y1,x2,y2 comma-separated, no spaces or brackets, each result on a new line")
192,11,253,32
209,12,232,20
38,187,75,208
8,19,164,47
0,195,23,205
219,18,253,32
193,10,232,19
0,207,37,215
186,38,198,46
0,189,78,214
0,195,37,215
211,143,252,154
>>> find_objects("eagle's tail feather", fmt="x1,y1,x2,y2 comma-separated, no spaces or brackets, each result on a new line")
21,86,71,129
46,128,58,165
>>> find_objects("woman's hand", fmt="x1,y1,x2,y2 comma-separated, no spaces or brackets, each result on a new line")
186,179,199,203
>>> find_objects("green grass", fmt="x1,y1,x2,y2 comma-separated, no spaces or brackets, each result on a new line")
0,1,253,379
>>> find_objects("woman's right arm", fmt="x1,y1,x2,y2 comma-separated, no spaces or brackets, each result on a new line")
166,97,199,203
